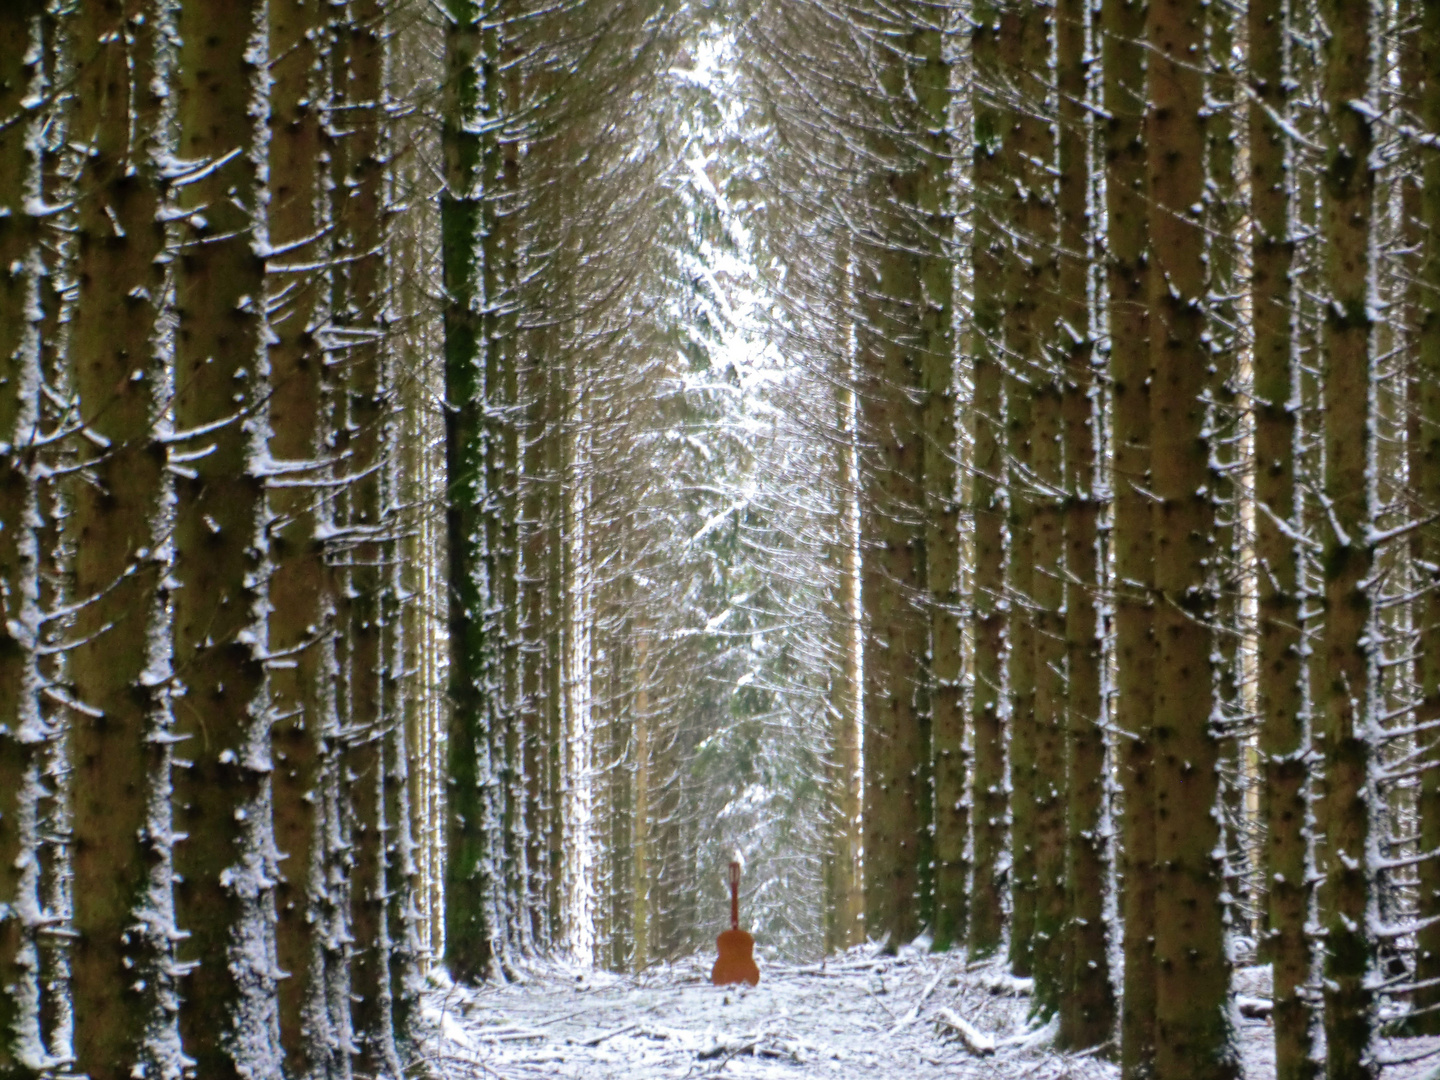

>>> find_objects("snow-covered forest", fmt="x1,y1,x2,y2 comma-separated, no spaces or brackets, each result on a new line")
1,0,1438,1078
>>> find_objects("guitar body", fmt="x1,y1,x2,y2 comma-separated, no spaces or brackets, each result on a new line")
711,928,760,987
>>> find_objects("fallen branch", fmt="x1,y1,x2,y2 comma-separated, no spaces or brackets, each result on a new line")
890,968,950,1033
572,1022,640,1047
934,1008,996,1057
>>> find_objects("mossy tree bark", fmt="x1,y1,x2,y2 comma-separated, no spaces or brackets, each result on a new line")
442,0,497,984
1316,0,1378,1075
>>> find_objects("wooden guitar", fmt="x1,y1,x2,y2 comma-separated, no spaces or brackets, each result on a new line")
711,860,760,987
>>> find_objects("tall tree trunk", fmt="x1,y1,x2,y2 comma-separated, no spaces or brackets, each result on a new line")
1057,0,1113,1049
912,11,964,956
1316,0,1378,1075
1250,0,1315,1071
1413,0,1440,1039
1000,0,1038,977
521,324,552,952
1147,1,1237,1076
332,0,397,1062
442,0,496,983
827,362,863,954
857,324,925,950
1102,0,1156,1070
170,0,275,1073
1015,0,1065,1003
631,626,651,969
66,3,171,1077
267,0,332,1070
967,0,1008,961
858,17,931,951
0,5,46,1074
1205,0,1247,936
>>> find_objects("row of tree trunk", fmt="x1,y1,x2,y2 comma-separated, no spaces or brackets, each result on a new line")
0,1,455,1074
741,0,1440,1077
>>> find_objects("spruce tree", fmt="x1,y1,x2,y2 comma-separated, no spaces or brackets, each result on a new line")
1316,0,1379,1074
66,3,169,1076
170,0,274,1071
1147,0,1237,1074
1057,0,1113,1048
267,0,331,1069
1101,0,1157,1070
1250,0,1316,1071
967,0,1009,962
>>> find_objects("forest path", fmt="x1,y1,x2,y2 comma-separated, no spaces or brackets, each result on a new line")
422,946,1440,1079
422,947,1119,1079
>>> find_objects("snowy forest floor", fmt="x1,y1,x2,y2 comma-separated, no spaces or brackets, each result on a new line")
419,944,1440,1079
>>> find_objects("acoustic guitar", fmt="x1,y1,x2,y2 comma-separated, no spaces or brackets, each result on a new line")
710,859,760,987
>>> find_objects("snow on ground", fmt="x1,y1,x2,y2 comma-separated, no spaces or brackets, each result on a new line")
419,947,1440,1079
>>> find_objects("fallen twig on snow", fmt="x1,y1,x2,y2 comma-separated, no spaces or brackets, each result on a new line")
890,967,950,1033
572,1022,640,1047
934,1007,997,1056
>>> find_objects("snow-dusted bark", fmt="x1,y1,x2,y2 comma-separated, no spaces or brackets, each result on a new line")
0,5,54,1074
1056,0,1113,1050
561,400,596,963
1008,0,1065,1008
1204,0,1250,944
327,0,397,1065
1412,0,1440,1040
825,343,863,955
440,0,499,986
64,0,180,1076
265,0,334,1073
966,0,1009,965
851,7,944,955
1250,0,1315,1074
1146,0,1238,1075
1316,0,1380,1075
1099,0,1158,1071
913,10,965,958
168,0,282,1074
